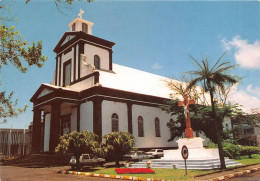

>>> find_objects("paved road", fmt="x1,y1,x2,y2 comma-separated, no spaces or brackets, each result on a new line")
0,166,115,181
228,171,260,181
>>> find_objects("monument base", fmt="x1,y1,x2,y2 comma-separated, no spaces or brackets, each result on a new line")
162,137,220,160
130,137,242,169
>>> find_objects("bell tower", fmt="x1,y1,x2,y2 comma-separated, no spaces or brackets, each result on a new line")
68,9,94,35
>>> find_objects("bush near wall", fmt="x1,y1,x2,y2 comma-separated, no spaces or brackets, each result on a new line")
207,141,260,159
241,146,260,158
222,142,242,159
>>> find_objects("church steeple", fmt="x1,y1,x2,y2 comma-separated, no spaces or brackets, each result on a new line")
68,9,94,35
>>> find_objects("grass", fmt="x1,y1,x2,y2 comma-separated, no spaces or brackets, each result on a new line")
236,154,260,165
74,154,260,180
83,167,215,180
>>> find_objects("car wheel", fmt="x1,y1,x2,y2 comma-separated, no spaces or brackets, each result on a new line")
155,155,159,159
71,165,76,170
99,162,104,167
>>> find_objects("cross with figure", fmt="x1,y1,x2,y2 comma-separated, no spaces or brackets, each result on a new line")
178,94,194,138
78,9,84,19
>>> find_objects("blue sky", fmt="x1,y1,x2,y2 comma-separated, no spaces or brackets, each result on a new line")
2,0,260,129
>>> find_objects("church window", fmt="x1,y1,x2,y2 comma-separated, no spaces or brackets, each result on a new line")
111,113,119,132
94,55,100,69
63,60,71,86
82,23,88,33
72,23,76,31
138,116,144,137
155,117,160,137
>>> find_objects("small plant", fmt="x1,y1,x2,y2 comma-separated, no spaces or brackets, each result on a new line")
241,146,260,158
146,160,152,168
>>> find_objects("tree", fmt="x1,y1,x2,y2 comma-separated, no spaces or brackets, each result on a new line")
186,52,239,169
103,131,135,167
0,2,47,123
55,131,104,168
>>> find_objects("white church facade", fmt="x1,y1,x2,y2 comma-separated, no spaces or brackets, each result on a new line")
30,12,183,153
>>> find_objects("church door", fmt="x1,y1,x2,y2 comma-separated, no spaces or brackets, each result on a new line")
61,115,71,135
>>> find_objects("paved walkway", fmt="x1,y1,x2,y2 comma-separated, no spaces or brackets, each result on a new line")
190,164,260,181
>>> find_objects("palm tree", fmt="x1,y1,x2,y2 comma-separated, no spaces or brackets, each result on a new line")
186,52,239,169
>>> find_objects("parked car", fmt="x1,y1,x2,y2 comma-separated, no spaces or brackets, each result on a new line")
123,151,152,162
69,154,105,169
146,149,164,158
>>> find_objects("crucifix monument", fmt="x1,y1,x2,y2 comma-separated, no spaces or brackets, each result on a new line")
178,94,194,138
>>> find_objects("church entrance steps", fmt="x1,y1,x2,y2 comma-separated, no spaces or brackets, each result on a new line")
129,158,242,170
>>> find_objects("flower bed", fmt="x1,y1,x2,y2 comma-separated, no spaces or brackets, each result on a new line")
115,168,155,174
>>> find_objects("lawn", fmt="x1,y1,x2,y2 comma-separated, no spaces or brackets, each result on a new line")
85,167,214,180
76,155,260,180
236,154,260,165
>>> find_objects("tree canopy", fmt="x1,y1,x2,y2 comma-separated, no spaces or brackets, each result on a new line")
55,131,104,167
104,131,135,167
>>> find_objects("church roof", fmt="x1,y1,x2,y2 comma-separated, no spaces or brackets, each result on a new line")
99,64,181,100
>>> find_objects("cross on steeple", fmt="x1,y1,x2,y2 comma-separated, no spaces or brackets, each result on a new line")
78,9,84,19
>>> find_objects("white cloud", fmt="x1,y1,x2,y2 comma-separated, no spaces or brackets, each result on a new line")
221,36,260,69
246,85,260,97
152,62,163,70
227,84,260,113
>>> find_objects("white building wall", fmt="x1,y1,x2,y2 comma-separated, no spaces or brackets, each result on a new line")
69,77,94,91
82,44,109,76
102,100,128,136
44,113,51,152
80,101,93,132
132,104,178,148
71,107,77,132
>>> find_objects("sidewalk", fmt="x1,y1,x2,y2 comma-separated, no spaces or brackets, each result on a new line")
190,163,260,181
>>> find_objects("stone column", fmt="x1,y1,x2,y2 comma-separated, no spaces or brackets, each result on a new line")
127,102,133,134
49,101,61,152
77,104,81,132
31,109,42,153
92,97,103,140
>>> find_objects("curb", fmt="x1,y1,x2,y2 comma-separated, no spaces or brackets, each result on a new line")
63,170,166,181
206,167,260,181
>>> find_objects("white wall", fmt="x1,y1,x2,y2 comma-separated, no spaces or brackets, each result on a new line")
44,114,51,152
69,77,95,91
82,43,109,76
102,100,128,136
132,104,178,148
80,101,93,132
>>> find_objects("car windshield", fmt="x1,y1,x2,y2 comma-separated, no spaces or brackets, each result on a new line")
126,151,136,155
82,155,89,159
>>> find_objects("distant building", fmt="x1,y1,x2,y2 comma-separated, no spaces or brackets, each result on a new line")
232,114,260,146
0,128,31,156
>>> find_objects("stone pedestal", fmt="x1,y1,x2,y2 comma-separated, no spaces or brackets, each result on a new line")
162,137,219,160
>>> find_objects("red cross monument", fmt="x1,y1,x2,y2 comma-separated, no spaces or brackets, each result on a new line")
178,94,195,138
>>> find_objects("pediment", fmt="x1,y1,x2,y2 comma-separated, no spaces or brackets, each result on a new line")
37,88,53,98
60,35,76,46
30,84,57,102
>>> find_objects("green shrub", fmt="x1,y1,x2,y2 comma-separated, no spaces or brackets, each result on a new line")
222,142,242,159
241,146,260,158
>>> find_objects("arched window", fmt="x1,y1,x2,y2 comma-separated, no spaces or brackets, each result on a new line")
155,117,160,137
138,116,144,137
111,113,119,132
94,55,100,69
82,23,88,33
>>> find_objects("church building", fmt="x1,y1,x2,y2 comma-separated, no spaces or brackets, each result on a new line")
30,11,180,153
